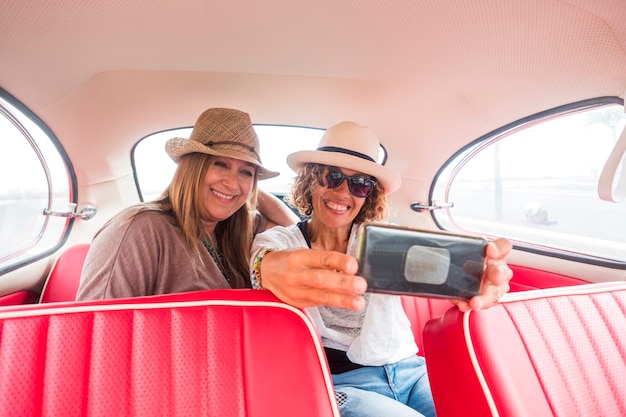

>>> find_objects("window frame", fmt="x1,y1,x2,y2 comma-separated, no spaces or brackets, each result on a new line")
0,88,77,275
430,96,626,269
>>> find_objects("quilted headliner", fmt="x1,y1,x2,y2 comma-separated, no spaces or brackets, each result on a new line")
1,0,625,150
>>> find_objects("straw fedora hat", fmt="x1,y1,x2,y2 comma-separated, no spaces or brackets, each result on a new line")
165,108,279,180
287,121,401,194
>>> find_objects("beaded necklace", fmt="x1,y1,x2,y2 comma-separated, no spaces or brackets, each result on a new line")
202,238,232,284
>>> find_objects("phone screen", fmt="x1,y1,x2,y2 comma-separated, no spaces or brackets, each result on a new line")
356,224,487,299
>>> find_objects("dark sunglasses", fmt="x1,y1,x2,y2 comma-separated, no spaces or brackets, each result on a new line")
325,169,377,198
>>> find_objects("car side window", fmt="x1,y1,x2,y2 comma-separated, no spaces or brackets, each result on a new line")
432,99,626,263
0,93,73,273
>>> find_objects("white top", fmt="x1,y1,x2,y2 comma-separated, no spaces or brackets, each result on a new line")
250,223,418,366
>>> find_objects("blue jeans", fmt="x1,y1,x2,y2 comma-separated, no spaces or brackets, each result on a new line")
332,355,436,417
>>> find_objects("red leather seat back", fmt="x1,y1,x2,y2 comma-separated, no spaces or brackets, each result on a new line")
400,296,451,355
0,289,340,417
422,282,626,417
40,243,90,303
401,264,586,355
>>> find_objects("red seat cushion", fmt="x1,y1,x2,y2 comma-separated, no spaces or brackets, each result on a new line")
40,243,90,303
423,282,626,417
0,289,340,417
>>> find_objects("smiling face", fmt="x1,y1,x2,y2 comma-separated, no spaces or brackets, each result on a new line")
311,166,368,230
200,156,256,230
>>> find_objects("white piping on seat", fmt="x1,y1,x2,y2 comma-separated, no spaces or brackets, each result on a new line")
498,281,626,303
463,310,500,417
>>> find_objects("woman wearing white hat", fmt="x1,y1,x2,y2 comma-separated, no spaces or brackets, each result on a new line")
77,107,299,300
250,121,513,417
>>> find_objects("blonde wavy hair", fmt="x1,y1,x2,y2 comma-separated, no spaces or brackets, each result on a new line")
286,163,389,223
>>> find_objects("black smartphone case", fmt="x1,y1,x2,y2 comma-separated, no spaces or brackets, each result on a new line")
356,223,487,300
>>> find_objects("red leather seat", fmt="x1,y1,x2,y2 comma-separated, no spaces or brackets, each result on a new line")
0,289,340,417
400,296,451,355
39,243,90,303
422,282,626,417
401,265,586,355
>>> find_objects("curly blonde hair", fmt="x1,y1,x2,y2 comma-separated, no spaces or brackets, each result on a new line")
285,163,389,223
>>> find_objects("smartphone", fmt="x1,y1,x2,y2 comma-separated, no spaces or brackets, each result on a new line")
355,223,487,300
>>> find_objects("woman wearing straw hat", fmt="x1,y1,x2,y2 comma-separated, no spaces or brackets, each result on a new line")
77,107,299,300
250,121,513,417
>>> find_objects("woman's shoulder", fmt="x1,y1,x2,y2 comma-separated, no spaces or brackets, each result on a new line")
252,222,302,246
101,205,176,234
259,222,299,236
251,223,306,257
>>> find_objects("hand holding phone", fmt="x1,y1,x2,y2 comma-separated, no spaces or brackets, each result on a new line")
355,223,487,300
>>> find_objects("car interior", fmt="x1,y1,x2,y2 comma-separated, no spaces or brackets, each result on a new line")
1,0,626,416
